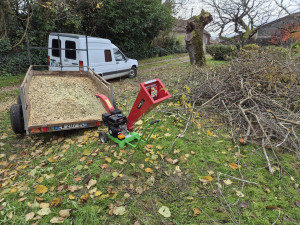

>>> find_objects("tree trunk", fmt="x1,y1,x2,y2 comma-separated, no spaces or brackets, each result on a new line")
186,9,212,67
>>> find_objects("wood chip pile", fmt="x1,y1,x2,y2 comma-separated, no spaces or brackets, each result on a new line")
28,75,106,126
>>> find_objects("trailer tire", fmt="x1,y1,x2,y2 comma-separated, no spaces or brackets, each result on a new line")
128,66,137,78
17,95,21,104
99,131,109,143
10,104,25,134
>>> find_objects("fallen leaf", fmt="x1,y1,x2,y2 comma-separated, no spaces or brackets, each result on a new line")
100,164,108,169
135,120,143,125
145,168,153,173
18,197,27,202
59,209,72,218
50,198,61,207
68,186,79,192
74,177,82,182
105,157,112,163
37,207,51,216
156,145,163,150
193,208,201,216
135,187,143,194
239,138,245,144
69,195,75,200
35,185,48,194
158,206,171,218
80,193,89,203
57,184,68,193
50,217,64,224
204,175,213,181
229,163,241,170
25,212,35,221
39,203,50,208
113,206,126,215
48,156,57,163
206,130,213,136
95,191,102,197
87,179,97,189
165,158,179,165
82,149,91,156
236,191,245,197
223,179,233,185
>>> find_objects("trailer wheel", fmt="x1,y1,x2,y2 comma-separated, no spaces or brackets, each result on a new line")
128,67,137,78
99,131,109,143
17,95,21,104
10,104,25,134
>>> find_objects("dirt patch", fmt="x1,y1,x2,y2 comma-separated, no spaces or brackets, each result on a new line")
0,98,15,113
0,85,19,93
28,76,107,126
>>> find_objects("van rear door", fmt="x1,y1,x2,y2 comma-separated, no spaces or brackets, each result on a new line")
49,36,62,71
61,38,79,71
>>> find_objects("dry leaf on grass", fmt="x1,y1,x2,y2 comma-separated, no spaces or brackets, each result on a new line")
158,206,171,218
223,179,233,185
229,163,241,170
50,198,61,207
113,206,126,215
35,185,48,194
193,208,201,216
50,217,64,224
59,209,72,218
37,207,51,216
87,179,97,189
25,212,35,222
145,168,152,173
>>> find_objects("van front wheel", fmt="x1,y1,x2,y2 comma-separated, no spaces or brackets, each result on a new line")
128,67,137,78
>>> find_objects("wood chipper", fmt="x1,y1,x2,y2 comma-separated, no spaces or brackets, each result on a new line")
95,78,171,148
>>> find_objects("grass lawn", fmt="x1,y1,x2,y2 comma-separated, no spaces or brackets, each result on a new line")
0,55,299,224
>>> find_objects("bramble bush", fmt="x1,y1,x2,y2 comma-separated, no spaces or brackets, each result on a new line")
243,44,259,50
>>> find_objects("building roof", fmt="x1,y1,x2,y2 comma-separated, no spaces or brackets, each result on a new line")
257,12,300,30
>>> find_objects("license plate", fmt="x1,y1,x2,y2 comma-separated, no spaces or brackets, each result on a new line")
54,123,88,131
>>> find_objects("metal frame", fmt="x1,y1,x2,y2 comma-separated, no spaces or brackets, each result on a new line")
26,32,90,71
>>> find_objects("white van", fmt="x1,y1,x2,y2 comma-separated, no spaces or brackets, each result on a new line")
48,33,138,80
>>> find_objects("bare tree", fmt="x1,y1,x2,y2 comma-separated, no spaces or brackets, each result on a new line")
202,0,276,47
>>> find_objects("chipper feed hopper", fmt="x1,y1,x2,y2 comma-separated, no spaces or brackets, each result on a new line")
95,78,171,148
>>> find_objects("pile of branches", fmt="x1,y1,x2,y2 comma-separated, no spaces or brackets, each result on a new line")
182,49,300,174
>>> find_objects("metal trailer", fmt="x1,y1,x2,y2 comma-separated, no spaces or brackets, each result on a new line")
10,33,115,135
11,65,114,135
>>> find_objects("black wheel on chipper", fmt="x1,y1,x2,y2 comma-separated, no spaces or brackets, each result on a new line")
99,131,109,143
10,104,25,134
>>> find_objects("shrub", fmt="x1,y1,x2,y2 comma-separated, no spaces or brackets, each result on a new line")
263,46,290,60
0,39,12,53
206,44,236,60
243,44,259,50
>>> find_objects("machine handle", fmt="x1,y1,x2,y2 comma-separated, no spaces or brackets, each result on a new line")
149,119,160,125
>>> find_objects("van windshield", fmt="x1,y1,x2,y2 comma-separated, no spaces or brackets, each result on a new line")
113,48,126,61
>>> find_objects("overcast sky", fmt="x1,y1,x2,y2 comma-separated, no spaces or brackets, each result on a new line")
163,0,300,37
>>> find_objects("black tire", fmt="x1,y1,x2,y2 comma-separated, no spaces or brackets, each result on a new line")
17,95,21,104
128,67,137,78
99,131,109,143
10,104,25,134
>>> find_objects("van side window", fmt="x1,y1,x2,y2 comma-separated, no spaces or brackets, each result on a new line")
52,39,61,57
113,48,125,61
65,41,76,60
104,50,112,62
